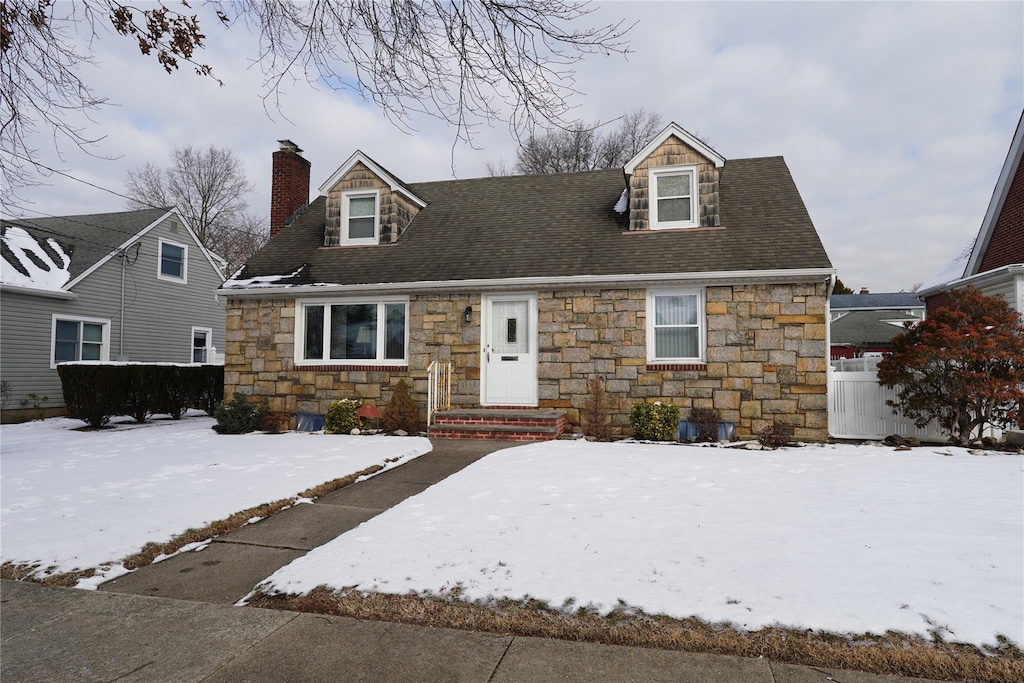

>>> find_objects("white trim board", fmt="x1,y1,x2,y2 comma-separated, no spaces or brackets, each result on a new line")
624,122,726,173
318,150,427,207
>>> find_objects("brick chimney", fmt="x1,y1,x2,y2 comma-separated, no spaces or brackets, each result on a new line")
270,140,311,237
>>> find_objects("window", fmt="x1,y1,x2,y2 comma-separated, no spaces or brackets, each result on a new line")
192,327,212,363
51,316,109,368
158,238,188,282
341,190,380,244
650,165,698,229
646,289,704,362
297,298,408,365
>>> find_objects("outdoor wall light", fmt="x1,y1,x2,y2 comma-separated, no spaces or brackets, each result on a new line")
464,305,473,324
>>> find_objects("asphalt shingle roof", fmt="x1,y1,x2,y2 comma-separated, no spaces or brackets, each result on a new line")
234,157,831,287
831,293,923,310
1,208,170,282
831,310,914,346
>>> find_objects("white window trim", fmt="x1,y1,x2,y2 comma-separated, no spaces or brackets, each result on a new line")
157,237,189,283
650,164,699,230
50,314,111,369
341,188,381,245
191,326,213,364
294,296,410,367
646,288,706,363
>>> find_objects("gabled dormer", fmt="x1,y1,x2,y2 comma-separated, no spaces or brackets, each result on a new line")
623,122,726,232
318,151,427,247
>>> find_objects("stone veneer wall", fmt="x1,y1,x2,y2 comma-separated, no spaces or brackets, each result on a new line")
629,135,721,231
225,282,828,440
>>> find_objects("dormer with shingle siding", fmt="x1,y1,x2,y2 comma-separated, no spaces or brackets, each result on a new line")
319,152,426,247
623,123,726,232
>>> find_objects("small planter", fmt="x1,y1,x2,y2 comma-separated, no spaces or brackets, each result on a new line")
678,420,736,442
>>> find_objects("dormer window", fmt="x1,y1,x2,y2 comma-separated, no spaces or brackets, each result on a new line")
342,189,379,244
650,165,698,229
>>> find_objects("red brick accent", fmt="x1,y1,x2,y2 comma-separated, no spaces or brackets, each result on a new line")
270,144,311,237
924,291,954,316
979,160,1024,272
646,363,707,371
298,365,408,372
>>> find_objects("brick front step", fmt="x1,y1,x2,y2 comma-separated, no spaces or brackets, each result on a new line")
430,409,568,441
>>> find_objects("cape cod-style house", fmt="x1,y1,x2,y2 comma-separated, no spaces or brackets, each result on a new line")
220,126,835,440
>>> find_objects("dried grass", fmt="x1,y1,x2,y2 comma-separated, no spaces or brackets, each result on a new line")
249,588,1023,683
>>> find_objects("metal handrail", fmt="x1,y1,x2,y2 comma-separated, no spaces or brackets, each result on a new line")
427,360,453,425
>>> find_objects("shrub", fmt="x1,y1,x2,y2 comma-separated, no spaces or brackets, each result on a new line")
629,401,680,441
688,407,720,442
325,398,362,433
192,365,225,415
382,380,420,433
213,393,268,434
122,366,151,423
582,378,613,441
58,365,126,428
759,421,793,448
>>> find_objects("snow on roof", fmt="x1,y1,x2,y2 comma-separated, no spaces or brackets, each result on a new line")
918,233,977,292
613,189,628,214
222,266,308,289
1,226,72,291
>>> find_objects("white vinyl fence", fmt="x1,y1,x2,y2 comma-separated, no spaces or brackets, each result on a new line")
828,360,948,441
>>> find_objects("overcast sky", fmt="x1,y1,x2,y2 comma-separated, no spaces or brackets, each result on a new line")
7,1,1022,293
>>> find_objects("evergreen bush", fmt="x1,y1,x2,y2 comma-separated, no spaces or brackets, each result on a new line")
582,378,613,441
213,393,269,434
325,398,362,433
629,401,680,441
382,380,420,433
58,364,127,428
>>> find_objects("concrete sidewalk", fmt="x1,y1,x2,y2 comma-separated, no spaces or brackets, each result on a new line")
1,580,941,683
98,438,514,604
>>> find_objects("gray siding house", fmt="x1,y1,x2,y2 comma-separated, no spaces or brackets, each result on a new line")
1,208,227,419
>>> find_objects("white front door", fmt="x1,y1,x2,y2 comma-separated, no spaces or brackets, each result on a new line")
482,294,538,406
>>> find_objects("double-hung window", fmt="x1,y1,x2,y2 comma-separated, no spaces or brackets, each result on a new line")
298,298,408,365
158,238,188,282
51,316,109,368
341,189,380,244
650,165,698,229
646,289,704,363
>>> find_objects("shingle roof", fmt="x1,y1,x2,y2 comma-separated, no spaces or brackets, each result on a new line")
232,157,831,288
830,310,913,346
830,293,923,310
1,208,170,286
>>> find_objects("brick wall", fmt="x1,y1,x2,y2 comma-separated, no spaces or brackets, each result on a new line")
270,148,311,237
225,282,829,440
979,161,1024,272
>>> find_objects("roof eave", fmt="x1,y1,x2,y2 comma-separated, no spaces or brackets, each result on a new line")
317,150,428,207
918,263,1024,298
0,283,78,299
623,122,726,173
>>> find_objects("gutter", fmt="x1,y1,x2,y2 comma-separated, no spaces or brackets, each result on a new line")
0,283,78,300
917,263,1024,299
217,267,837,301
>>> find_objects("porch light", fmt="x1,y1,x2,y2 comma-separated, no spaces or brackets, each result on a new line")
464,305,473,324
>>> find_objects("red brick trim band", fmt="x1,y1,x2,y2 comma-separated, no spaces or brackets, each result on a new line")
298,365,409,372
646,363,707,371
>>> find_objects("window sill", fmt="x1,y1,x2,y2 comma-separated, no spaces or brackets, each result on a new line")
296,363,409,372
623,226,725,235
646,362,706,371
157,274,187,284
319,242,397,249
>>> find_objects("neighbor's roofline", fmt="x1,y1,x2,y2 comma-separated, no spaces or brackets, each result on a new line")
317,150,428,207
0,283,78,299
965,112,1024,278
917,263,1024,298
623,122,726,173
218,267,835,299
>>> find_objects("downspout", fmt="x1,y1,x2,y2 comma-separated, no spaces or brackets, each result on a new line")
825,273,836,362
119,252,126,360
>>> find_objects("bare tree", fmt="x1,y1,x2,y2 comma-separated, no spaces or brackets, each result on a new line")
124,145,267,276
497,108,664,175
2,0,631,205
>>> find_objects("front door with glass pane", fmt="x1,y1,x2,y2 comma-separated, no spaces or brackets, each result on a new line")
482,294,537,405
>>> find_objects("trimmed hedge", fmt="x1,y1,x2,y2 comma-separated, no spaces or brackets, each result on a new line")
58,363,224,428
629,401,680,441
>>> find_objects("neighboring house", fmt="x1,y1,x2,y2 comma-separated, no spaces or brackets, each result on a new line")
919,113,1024,313
221,127,835,440
1,208,227,419
828,292,923,359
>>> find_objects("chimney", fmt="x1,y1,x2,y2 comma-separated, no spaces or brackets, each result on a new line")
859,287,869,294
270,140,311,237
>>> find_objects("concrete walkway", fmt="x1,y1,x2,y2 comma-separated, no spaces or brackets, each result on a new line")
99,438,513,604
2,439,943,682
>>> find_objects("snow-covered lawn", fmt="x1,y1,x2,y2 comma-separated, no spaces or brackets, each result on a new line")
262,440,1023,649
1,415,431,585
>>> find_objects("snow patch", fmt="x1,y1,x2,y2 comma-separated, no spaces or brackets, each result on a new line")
1,226,72,291
613,189,628,214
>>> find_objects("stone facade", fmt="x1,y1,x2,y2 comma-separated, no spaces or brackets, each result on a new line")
324,162,420,245
225,282,828,441
628,135,721,231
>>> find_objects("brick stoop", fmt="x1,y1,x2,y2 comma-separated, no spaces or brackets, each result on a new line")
430,408,568,441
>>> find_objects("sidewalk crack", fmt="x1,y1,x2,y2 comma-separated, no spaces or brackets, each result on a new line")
486,636,515,683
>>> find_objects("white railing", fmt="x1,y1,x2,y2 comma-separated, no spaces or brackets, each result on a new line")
427,360,452,425
830,356,882,372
